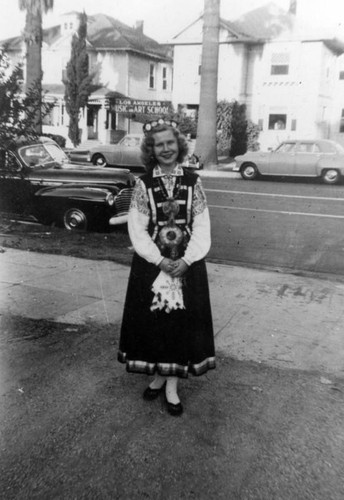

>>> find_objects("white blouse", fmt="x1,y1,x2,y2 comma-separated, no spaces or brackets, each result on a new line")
128,167,211,267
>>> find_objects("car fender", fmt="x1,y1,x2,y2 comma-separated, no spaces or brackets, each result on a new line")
316,158,344,176
34,184,120,202
89,146,119,164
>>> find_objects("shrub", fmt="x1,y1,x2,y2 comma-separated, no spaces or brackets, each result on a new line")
216,99,260,156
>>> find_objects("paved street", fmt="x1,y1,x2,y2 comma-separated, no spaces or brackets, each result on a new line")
202,173,344,277
1,248,344,498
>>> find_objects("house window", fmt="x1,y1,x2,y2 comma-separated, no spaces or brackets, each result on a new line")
339,110,344,133
149,64,155,89
270,52,289,75
291,119,297,131
339,71,344,80
258,119,263,131
162,67,167,90
268,114,287,130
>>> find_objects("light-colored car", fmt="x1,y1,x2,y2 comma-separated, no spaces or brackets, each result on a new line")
87,133,203,170
233,139,344,184
87,134,144,168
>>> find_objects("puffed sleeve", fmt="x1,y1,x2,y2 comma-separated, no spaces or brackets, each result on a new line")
182,177,211,266
128,178,164,266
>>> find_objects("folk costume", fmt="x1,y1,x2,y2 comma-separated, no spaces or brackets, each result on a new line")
118,164,215,378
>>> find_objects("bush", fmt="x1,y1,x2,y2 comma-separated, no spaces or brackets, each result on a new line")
177,116,198,139
216,99,260,156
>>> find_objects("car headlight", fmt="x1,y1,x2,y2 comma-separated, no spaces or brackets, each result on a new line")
87,153,91,162
106,193,115,206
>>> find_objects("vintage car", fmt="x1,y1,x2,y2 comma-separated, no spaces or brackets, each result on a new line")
0,137,135,231
233,139,344,184
87,134,144,168
87,133,202,170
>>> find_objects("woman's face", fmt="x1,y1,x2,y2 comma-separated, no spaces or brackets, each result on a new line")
152,129,179,169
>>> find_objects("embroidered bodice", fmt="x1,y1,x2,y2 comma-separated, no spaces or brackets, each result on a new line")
128,165,211,266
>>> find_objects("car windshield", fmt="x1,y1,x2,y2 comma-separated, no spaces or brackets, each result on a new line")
18,143,68,167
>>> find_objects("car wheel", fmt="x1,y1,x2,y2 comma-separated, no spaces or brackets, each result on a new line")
322,169,340,185
63,208,88,231
241,163,258,180
92,154,107,167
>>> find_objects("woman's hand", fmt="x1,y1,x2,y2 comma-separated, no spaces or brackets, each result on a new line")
159,258,175,274
169,259,189,278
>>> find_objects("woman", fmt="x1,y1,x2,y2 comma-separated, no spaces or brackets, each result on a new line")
118,119,215,416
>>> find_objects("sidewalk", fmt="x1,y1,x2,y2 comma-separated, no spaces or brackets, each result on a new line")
1,248,344,499
1,247,344,377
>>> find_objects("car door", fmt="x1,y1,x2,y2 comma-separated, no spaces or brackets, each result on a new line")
293,142,320,176
0,150,34,213
268,142,297,175
119,136,142,166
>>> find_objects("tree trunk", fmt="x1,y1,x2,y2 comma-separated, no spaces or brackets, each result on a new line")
25,8,42,134
195,0,220,169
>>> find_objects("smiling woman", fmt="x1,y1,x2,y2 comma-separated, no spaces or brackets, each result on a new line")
118,121,216,417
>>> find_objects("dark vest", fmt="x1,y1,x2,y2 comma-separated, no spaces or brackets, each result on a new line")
140,168,199,259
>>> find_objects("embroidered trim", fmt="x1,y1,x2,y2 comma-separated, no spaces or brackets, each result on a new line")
153,164,184,177
192,179,207,217
147,187,157,224
118,351,216,377
130,179,150,216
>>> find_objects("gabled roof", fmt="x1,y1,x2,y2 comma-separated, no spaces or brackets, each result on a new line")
170,2,344,55
233,2,295,40
0,13,171,62
234,2,344,53
86,14,170,60
172,15,257,44
219,19,260,43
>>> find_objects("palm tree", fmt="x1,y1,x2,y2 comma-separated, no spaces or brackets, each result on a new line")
195,0,220,169
19,0,54,133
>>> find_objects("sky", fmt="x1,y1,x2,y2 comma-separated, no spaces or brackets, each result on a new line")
1,0,344,42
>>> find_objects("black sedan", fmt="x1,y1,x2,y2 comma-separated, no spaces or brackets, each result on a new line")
0,136,135,231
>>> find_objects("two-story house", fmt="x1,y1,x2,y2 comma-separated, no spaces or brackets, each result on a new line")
2,11,173,147
171,2,344,151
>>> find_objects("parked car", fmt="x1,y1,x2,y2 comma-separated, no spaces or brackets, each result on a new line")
87,133,203,170
0,136,135,231
233,139,344,184
87,134,144,168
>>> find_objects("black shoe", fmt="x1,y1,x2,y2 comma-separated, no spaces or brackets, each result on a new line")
165,396,183,416
143,382,166,401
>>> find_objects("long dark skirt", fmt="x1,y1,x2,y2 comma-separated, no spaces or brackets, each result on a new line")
118,253,216,378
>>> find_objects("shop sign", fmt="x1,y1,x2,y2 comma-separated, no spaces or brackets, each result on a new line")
111,98,172,115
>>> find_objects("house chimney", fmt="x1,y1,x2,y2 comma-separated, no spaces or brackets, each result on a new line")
289,0,297,15
135,20,144,34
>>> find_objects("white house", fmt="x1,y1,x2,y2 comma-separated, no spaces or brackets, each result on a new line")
170,2,344,151
1,12,173,147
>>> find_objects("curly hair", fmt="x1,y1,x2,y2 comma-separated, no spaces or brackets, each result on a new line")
140,124,189,172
